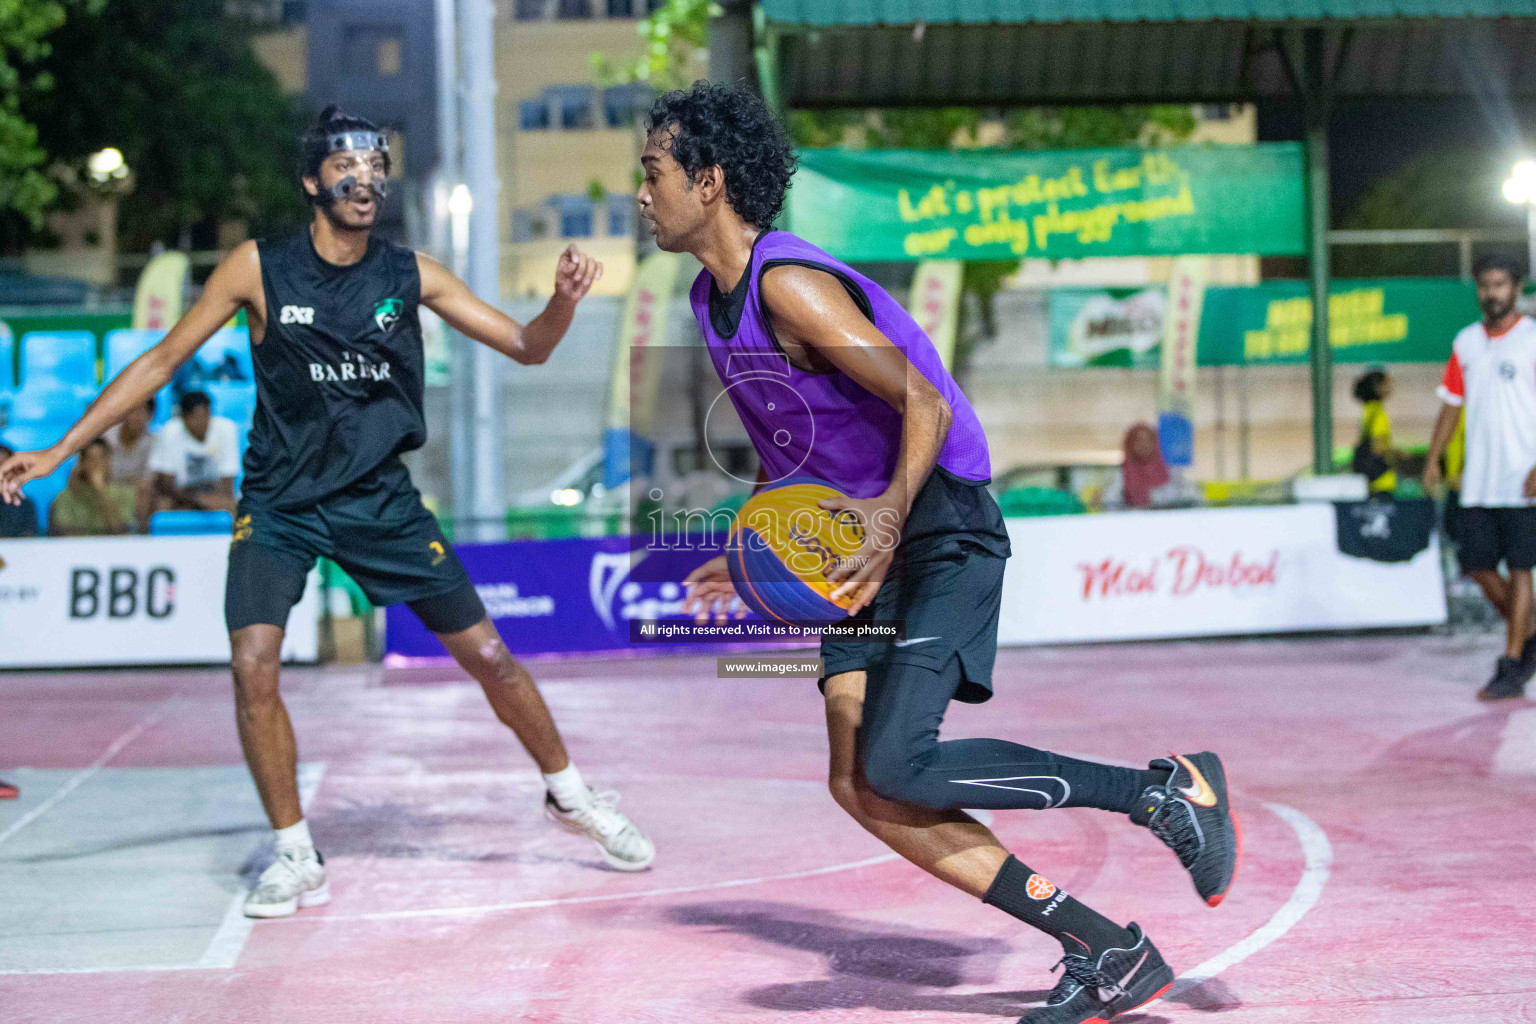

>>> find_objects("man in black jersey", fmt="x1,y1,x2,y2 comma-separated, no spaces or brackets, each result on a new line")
0,107,655,917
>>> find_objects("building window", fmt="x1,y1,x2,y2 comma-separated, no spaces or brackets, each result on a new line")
512,209,550,242
546,196,594,238
560,206,593,238
519,100,549,130
603,84,650,128
605,0,634,15
513,0,547,20
376,36,401,75
607,196,634,237
556,0,591,17
343,25,404,79
547,86,594,129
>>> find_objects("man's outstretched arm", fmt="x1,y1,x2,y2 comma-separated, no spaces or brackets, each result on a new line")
0,242,260,503
417,244,601,366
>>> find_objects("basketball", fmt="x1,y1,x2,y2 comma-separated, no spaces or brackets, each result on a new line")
726,478,867,623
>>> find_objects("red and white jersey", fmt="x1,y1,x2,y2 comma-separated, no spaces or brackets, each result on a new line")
1438,315,1536,507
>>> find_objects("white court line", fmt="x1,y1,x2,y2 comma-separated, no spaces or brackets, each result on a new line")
1155,801,1333,1003
0,710,162,852
196,762,328,968
1493,708,1536,775
0,762,330,976
272,852,907,924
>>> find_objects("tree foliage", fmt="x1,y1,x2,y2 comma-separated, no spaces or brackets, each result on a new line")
0,0,94,230
591,0,718,90
16,0,308,252
1337,149,1524,277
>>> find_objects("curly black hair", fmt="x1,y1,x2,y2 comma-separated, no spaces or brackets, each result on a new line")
645,81,797,229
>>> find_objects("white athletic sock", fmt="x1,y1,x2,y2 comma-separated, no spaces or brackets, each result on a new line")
273,818,313,853
542,763,589,811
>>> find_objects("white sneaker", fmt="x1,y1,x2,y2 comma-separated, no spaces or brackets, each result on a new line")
544,788,655,872
243,846,330,918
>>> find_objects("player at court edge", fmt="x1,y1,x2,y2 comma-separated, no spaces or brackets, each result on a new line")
649,83,1239,1024
0,106,655,917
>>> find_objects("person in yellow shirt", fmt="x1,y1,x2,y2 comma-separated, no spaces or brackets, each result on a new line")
1352,368,1399,493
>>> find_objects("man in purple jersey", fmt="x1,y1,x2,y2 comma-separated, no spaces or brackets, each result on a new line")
642,82,1239,1024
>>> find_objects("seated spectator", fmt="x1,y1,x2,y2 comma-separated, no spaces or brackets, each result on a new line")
1103,422,1201,510
104,397,157,486
149,391,240,516
104,397,158,531
50,438,135,537
0,442,38,537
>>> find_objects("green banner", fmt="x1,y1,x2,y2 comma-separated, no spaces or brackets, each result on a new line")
1198,278,1477,366
1049,279,1477,368
787,144,1306,262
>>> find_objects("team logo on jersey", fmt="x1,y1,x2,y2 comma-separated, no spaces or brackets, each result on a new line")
1501,360,1518,380
232,515,252,544
428,540,447,567
280,305,315,325
374,298,403,334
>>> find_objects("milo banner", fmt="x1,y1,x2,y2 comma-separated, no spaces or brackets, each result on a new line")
787,143,1305,262
1050,278,1477,368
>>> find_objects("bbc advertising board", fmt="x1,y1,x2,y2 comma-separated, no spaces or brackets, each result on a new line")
0,535,319,668
997,504,1446,645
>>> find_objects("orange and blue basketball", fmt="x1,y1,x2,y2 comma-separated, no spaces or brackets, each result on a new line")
726,477,866,623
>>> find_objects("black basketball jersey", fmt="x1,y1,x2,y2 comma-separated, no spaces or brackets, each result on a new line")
244,228,427,509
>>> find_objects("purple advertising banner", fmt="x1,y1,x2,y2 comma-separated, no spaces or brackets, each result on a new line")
385,535,758,659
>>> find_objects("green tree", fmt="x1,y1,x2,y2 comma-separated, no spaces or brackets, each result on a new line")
15,0,307,253
0,0,95,231
591,0,718,90
1337,149,1521,277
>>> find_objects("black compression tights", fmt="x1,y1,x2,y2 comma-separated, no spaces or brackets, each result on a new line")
855,654,1145,813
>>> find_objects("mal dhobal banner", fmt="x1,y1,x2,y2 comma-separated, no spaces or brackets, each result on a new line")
786,144,1306,262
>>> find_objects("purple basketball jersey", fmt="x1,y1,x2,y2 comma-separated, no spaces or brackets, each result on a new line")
689,231,991,499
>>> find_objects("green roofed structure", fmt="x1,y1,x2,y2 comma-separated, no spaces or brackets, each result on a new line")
745,0,1536,472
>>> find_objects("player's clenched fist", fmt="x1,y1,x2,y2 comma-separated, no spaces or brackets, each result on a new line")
554,244,602,303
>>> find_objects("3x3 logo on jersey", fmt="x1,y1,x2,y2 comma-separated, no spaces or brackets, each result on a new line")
280,305,315,325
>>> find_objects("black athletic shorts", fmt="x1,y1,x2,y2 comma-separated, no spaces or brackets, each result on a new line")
225,460,485,635
1454,504,1536,574
820,468,1012,704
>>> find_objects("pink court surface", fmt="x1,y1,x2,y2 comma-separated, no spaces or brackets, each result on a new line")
2,632,1534,1024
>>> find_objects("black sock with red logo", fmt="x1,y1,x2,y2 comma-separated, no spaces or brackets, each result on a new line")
982,855,1135,957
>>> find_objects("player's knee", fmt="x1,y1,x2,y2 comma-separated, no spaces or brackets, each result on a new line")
230,648,281,705
827,771,862,818
859,747,940,809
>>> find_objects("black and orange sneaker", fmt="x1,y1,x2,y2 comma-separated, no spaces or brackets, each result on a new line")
0,778,17,800
1018,923,1174,1024
1130,752,1240,907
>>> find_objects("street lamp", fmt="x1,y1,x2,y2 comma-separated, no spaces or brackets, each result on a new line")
86,147,127,184
1502,159,1536,275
